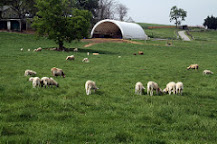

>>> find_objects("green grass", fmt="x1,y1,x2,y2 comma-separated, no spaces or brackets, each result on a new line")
0,32,217,143
190,30,217,42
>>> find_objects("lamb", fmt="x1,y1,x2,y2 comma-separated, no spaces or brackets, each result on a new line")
187,64,199,70
40,77,51,88
147,81,162,96
93,53,99,55
66,55,75,60
34,47,42,52
82,58,89,63
85,80,99,95
176,82,184,95
73,48,78,52
135,82,145,95
24,69,37,76
87,52,90,56
28,49,30,52
163,82,176,95
203,70,213,75
29,77,41,88
20,48,23,51
49,78,59,87
51,67,65,78
138,51,144,55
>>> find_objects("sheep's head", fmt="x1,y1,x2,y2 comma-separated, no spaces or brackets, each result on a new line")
51,67,57,71
187,66,190,70
163,88,168,93
29,77,34,81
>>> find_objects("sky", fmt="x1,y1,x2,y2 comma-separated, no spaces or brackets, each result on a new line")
117,0,217,26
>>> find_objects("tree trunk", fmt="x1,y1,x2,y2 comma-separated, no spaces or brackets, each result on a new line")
58,41,64,50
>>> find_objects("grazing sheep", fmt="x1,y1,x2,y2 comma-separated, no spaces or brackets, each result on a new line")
203,70,213,75
20,48,23,51
85,80,99,95
163,82,176,95
93,53,99,55
82,58,89,63
187,64,199,70
147,81,162,96
49,78,59,87
24,69,37,76
51,67,65,78
135,82,145,95
29,77,41,88
28,49,30,52
176,82,184,95
87,52,90,56
138,51,144,55
40,77,50,88
118,56,121,58
73,48,78,52
66,55,75,60
34,47,42,52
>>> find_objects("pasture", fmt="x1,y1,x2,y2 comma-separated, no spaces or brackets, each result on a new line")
0,31,217,143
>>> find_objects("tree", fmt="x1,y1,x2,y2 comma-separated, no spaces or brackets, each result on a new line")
116,3,128,21
96,0,116,20
169,6,187,28
32,0,92,50
75,0,99,17
203,15,217,30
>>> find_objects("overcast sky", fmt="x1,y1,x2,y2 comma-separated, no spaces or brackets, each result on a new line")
117,0,217,26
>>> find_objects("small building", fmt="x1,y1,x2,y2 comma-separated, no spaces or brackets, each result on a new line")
91,19,148,40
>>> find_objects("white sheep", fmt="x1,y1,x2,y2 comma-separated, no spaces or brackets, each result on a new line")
28,49,30,52
187,64,199,70
29,77,41,88
49,78,59,87
163,82,176,95
147,81,162,96
74,48,78,52
20,48,23,51
34,47,42,52
135,82,145,95
176,82,184,95
66,55,75,60
40,77,50,88
51,67,65,78
203,70,213,75
85,80,99,95
24,69,37,76
87,52,90,56
82,58,89,63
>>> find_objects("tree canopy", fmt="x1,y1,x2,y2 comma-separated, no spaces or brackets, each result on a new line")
32,0,92,50
203,15,217,30
169,6,187,28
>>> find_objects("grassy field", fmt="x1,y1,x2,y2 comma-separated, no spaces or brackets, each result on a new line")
1,31,217,143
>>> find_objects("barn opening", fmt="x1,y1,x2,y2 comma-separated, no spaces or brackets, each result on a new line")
92,22,122,39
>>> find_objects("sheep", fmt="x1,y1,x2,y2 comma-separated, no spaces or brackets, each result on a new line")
135,82,145,95
66,55,75,60
85,80,99,95
28,49,30,52
40,77,50,88
163,82,176,95
29,77,41,88
87,52,90,56
118,56,121,58
203,70,213,75
34,47,42,52
147,81,162,96
138,51,144,55
20,48,23,51
93,53,99,55
51,67,65,78
49,77,59,87
24,69,37,76
73,48,78,52
176,82,184,95
82,58,89,63
187,64,199,70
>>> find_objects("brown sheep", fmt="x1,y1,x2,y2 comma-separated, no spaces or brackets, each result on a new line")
187,64,199,70
51,67,65,78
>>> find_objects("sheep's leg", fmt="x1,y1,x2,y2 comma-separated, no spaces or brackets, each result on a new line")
180,89,182,95
147,88,149,95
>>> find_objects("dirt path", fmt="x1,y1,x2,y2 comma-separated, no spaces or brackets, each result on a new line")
82,38,143,47
178,31,191,41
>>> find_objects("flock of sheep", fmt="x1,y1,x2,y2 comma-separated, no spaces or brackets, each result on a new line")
23,47,214,96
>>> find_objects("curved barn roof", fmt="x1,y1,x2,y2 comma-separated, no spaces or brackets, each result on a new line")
91,19,148,40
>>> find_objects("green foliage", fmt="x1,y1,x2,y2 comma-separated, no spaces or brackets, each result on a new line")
75,0,99,17
169,6,187,28
1,32,217,143
32,0,92,49
203,15,217,30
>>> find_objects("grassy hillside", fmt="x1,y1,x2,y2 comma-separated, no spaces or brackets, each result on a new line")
0,32,217,143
